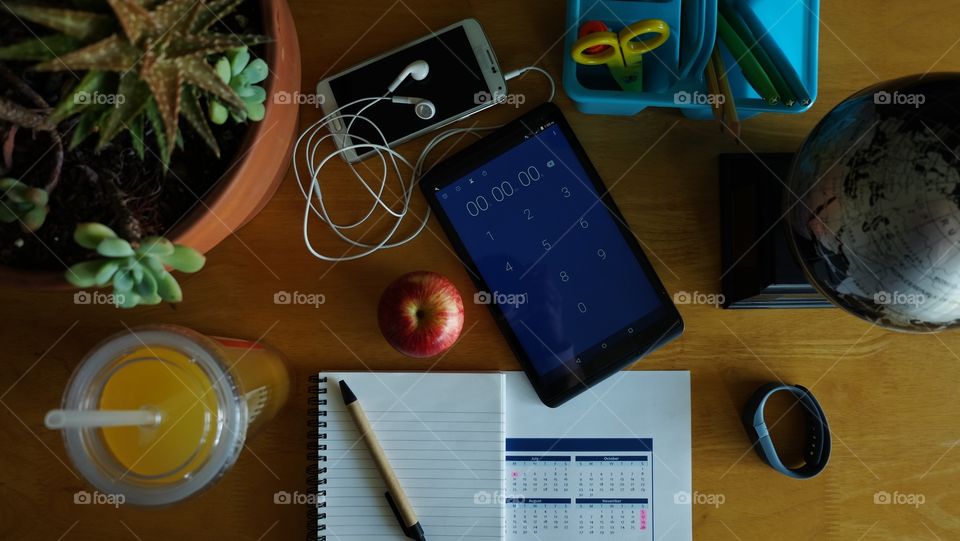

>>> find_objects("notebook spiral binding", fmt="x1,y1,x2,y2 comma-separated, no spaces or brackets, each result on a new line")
307,375,328,541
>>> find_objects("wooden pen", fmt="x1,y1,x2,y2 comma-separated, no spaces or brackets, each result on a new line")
339,379,427,541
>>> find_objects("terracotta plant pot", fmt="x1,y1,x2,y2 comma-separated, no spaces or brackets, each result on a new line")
0,0,301,290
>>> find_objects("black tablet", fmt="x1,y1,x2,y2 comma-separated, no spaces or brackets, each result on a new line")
421,103,683,407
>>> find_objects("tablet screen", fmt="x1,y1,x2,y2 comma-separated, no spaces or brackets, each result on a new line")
433,121,667,382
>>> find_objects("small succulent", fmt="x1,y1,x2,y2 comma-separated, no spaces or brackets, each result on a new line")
0,178,49,232
208,47,268,125
65,222,206,308
2,0,269,163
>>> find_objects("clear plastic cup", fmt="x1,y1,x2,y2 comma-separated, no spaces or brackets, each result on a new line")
59,324,289,506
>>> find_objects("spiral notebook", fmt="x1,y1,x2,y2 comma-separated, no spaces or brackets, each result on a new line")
309,371,691,541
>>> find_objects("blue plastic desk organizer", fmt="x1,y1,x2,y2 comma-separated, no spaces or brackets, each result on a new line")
563,0,820,119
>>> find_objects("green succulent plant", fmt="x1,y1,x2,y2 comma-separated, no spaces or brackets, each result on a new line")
65,222,206,308
1,0,269,164
208,46,268,125
0,178,49,232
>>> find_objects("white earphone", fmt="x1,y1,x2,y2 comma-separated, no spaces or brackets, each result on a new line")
294,65,555,262
391,95,436,120
386,60,435,119
387,60,430,92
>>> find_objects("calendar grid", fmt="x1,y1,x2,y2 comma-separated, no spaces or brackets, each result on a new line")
505,438,653,540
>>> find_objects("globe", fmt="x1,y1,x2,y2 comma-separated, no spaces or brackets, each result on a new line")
786,74,960,332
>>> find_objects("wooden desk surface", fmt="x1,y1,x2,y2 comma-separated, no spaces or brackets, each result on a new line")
2,1,960,539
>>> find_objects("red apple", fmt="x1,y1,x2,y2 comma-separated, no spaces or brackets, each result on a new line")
378,271,465,358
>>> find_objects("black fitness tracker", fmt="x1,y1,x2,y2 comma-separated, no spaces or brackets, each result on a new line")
742,383,830,479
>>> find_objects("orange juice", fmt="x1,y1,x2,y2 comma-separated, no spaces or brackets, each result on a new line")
99,346,220,480
59,325,289,505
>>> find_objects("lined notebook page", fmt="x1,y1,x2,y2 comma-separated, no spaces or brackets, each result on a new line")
320,372,505,540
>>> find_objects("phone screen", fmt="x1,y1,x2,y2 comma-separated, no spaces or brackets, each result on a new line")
327,25,495,149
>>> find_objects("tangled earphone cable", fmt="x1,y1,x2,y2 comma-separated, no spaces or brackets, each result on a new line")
292,65,555,262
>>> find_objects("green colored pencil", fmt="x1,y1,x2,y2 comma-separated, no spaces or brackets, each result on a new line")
717,11,780,104
720,4,797,106
734,4,813,106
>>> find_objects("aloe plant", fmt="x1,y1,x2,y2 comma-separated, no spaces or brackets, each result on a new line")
65,222,206,308
0,64,64,225
2,0,269,164
208,47,268,125
0,178,49,232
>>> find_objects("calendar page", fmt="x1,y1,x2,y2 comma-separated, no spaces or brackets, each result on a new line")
506,438,653,540
504,371,692,541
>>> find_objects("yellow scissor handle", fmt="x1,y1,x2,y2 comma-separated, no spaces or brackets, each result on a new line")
619,19,670,65
571,30,622,67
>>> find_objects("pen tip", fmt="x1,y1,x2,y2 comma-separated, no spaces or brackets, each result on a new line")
339,380,357,405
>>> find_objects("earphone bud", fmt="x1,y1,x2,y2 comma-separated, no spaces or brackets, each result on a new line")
387,60,430,93
391,96,436,120
294,64,555,262
385,61,433,119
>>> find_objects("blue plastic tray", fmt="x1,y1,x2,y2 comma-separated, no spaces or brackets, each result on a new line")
677,0,711,81
562,0,819,119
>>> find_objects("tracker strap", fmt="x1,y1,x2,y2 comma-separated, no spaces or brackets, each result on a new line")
741,383,830,479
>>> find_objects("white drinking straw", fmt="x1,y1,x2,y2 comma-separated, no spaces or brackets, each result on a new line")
44,409,162,429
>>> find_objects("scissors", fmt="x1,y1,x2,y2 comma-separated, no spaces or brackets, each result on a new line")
571,19,670,92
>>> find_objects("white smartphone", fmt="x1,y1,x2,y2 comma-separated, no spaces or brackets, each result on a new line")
316,19,507,163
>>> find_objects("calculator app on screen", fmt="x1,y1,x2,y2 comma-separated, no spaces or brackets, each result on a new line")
435,124,663,376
